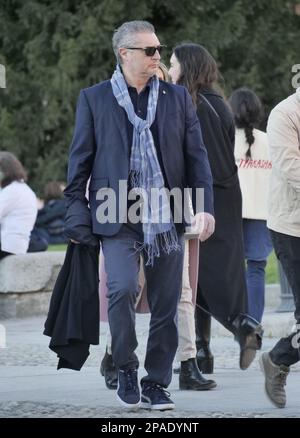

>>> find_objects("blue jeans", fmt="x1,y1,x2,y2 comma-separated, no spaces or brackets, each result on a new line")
243,219,273,322
246,259,267,322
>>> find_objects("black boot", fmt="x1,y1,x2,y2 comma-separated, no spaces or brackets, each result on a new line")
195,306,214,374
179,358,217,390
231,314,263,370
100,348,118,390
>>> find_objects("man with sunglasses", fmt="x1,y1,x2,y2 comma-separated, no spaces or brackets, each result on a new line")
64,20,214,411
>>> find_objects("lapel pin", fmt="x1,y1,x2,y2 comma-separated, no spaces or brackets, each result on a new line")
162,90,166,94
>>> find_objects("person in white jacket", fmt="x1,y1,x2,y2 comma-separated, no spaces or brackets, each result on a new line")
229,88,273,323
0,151,37,259
259,88,300,409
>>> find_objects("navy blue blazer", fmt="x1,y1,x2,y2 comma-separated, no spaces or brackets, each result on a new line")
64,80,213,238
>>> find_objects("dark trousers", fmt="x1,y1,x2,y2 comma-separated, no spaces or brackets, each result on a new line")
101,222,184,388
269,230,300,366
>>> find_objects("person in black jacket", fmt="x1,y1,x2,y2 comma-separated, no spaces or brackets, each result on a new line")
29,181,68,252
169,43,263,374
37,181,67,244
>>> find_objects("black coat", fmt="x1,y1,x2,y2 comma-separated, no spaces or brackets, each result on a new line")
196,89,247,324
36,199,68,244
44,239,100,370
36,199,66,227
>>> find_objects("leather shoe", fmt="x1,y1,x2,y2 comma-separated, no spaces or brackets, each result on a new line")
196,346,214,374
179,358,217,390
100,349,118,390
232,314,263,370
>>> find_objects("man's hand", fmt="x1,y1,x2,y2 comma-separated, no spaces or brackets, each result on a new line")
190,212,215,242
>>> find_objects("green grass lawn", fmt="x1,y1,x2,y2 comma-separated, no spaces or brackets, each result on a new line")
48,244,67,252
265,250,279,284
48,244,280,284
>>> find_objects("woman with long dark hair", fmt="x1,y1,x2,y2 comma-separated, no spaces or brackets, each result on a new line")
169,43,263,374
228,88,273,322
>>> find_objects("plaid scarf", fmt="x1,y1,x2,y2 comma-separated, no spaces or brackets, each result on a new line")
111,65,180,265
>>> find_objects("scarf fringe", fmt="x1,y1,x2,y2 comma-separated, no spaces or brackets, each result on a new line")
135,228,181,266
130,170,144,192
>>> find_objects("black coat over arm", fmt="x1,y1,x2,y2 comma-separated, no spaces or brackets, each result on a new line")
44,240,100,370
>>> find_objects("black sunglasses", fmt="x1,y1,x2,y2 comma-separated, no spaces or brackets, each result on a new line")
126,45,166,57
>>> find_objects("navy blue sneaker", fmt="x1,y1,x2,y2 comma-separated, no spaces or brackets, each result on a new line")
117,368,140,409
141,382,175,410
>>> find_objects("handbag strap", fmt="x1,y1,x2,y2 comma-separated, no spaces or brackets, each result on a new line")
199,93,220,119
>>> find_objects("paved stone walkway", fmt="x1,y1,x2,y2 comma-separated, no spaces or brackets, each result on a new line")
0,314,299,418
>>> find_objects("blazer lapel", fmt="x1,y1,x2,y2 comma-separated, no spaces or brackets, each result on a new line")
156,83,168,155
109,84,130,156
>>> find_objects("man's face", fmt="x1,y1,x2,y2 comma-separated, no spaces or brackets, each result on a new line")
120,32,161,79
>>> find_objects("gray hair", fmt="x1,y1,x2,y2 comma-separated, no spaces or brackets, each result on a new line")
112,20,155,65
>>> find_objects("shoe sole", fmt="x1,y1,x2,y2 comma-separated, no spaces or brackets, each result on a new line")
179,381,217,391
105,382,118,390
259,354,286,409
179,380,217,391
100,366,118,390
240,348,257,370
140,402,175,411
240,332,260,370
116,394,141,410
